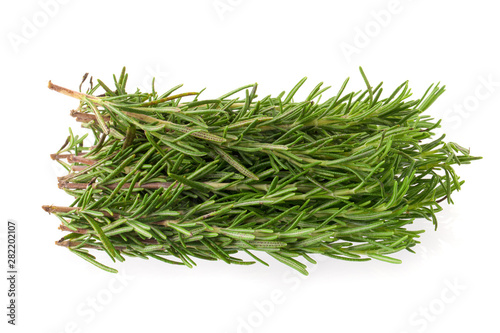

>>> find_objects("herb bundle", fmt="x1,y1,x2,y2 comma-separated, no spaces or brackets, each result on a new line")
43,67,480,275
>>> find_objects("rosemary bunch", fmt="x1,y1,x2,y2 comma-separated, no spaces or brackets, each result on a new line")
43,67,480,275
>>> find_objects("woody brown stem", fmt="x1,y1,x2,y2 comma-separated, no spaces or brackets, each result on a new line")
43,205,79,214
71,165,88,171
67,155,96,165
56,239,102,250
51,153,73,160
42,205,116,217
71,110,111,123
59,225,89,234
51,153,96,165
48,81,98,101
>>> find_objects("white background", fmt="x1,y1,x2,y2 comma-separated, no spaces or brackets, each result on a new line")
1,0,499,332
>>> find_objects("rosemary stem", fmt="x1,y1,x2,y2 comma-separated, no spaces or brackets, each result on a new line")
48,81,97,101
43,68,480,275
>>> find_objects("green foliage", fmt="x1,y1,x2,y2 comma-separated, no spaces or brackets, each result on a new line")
45,67,481,275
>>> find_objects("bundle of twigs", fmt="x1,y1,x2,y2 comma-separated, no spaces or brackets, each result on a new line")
43,67,480,274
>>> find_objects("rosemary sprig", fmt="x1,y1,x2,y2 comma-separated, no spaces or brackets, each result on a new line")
44,67,481,275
